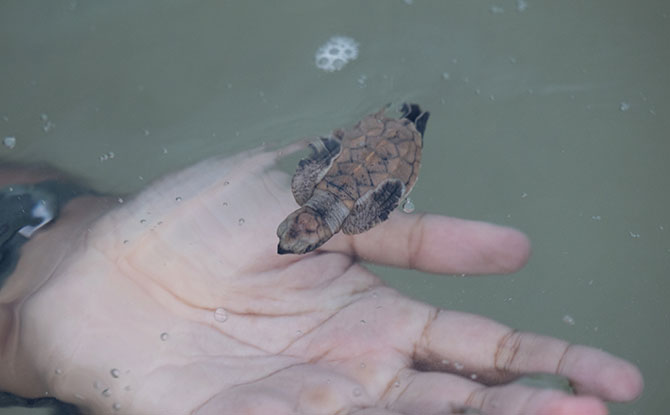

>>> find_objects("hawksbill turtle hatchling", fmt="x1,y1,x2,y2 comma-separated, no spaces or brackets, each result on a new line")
277,103,429,255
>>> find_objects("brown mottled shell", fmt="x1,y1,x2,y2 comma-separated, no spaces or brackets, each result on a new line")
315,107,422,209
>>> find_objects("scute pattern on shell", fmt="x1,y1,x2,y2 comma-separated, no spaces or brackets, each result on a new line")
315,107,423,208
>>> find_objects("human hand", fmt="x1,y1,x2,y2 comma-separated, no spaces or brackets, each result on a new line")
0,145,642,414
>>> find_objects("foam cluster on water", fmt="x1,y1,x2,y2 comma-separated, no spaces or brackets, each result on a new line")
315,36,359,72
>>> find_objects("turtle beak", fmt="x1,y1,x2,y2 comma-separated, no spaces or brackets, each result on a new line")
277,244,291,255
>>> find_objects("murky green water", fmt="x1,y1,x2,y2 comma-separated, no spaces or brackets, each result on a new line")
1,0,668,413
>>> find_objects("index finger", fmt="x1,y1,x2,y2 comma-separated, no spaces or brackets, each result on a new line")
324,213,531,275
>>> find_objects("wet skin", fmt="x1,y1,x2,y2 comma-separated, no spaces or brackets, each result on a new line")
0,146,642,414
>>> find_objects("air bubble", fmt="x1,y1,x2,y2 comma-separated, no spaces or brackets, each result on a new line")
402,198,415,213
315,36,359,72
214,307,228,322
562,314,576,326
3,136,16,149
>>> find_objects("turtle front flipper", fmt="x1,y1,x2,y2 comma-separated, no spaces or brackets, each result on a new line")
291,136,341,206
341,179,404,235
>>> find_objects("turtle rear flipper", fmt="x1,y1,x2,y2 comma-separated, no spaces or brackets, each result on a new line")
341,179,404,235
400,103,430,137
291,136,341,205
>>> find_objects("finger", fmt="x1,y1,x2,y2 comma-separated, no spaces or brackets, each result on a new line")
384,369,609,415
325,213,531,275
466,383,608,415
413,310,643,402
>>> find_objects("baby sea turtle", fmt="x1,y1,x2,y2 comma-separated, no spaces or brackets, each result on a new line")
277,103,429,254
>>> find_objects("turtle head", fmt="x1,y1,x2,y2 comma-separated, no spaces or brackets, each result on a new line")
276,206,333,255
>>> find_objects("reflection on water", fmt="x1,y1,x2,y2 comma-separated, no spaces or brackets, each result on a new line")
1,0,668,414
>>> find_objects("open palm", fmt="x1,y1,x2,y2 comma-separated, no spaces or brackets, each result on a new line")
2,145,641,414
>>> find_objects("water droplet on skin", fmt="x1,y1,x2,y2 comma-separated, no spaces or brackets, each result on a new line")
102,388,111,397
352,387,362,397
223,180,230,186
117,197,124,204
124,385,131,391
123,240,129,244
394,381,400,388
360,362,366,369
238,218,245,225
113,402,121,411
140,219,147,224
402,198,415,213
175,196,182,202
222,202,228,207
442,72,450,80
442,359,450,365
620,101,631,112
454,362,464,370
360,319,367,324
470,374,478,380
160,332,169,341
110,369,120,378
74,393,85,401
54,368,62,375
296,330,303,336
214,307,228,322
